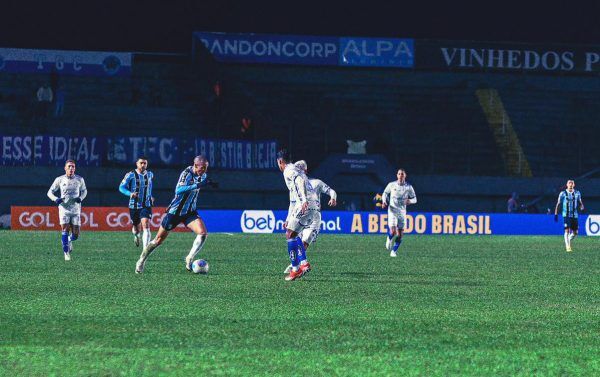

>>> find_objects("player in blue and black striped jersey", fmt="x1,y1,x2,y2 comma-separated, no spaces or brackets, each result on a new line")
119,156,155,249
554,179,584,252
135,155,210,274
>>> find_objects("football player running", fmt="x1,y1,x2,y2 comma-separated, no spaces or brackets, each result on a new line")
277,150,319,281
382,169,417,257
135,155,210,274
119,156,155,249
47,160,87,261
283,160,337,274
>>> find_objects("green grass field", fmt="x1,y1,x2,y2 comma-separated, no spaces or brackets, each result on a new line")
0,231,598,376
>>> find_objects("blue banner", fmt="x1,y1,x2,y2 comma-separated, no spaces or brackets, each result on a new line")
0,48,132,76
107,137,277,169
194,32,338,66
1,135,105,166
194,32,415,68
339,37,414,67
188,139,278,170
196,210,596,236
107,137,179,166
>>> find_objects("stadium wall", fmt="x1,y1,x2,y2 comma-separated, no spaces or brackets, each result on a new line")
1,166,598,217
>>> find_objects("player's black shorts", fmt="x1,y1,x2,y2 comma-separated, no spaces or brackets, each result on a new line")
161,212,199,231
129,207,152,226
563,217,578,231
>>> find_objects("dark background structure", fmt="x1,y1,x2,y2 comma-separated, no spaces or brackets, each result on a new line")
2,1,600,52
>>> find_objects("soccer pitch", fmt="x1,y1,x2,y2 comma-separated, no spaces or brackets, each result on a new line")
1,231,598,376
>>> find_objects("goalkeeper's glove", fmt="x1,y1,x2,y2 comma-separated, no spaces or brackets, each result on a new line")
74,198,82,203
554,214,558,222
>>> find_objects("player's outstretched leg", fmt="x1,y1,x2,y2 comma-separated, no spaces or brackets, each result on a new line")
136,227,168,273
185,234,207,271
184,218,208,271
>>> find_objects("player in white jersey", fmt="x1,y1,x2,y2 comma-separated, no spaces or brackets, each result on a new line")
284,160,337,274
382,169,417,257
47,160,88,261
277,150,319,281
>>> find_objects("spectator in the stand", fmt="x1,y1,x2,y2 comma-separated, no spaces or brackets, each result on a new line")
507,192,519,213
54,85,65,117
240,117,253,140
36,83,53,119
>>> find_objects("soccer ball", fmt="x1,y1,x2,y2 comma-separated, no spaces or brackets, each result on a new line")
191,259,209,274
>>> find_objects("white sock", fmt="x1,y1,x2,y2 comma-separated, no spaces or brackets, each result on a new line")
139,240,159,262
132,227,139,237
186,234,207,261
142,229,152,249
569,232,575,241
564,233,570,248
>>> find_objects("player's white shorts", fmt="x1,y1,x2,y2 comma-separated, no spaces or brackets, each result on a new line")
300,211,322,244
287,206,320,234
388,210,406,229
59,207,81,226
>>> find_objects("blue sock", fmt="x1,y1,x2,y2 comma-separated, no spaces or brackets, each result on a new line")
287,239,299,268
392,237,403,251
388,232,394,240
69,233,78,242
61,231,69,253
296,237,306,263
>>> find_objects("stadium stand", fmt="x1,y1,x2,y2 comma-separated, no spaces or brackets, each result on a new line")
0,55,206,137
212,65,506,176
1,50,599,214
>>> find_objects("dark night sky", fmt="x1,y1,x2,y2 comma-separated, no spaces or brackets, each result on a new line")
2,0,600,52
